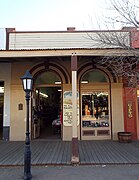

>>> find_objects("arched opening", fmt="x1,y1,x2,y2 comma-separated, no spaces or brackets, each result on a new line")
80,69,111,140
81,69,109,83
32,71,62,140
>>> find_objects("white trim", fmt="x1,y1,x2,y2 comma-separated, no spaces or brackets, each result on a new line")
0,63,11,126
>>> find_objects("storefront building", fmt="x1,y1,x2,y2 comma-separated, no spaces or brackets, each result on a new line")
0,27,139,144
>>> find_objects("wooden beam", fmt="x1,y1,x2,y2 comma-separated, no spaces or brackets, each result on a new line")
0,48,136,59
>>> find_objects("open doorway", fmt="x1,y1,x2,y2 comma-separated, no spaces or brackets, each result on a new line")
0,81,4,140
32,86,62,140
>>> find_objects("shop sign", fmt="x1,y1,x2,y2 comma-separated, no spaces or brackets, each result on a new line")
63,91,79,126
127,101,133,118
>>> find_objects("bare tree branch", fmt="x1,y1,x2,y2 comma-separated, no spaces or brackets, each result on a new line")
88,0,139,87
106,0,139,27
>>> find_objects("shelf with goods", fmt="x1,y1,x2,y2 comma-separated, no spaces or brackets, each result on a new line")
82,115,109,128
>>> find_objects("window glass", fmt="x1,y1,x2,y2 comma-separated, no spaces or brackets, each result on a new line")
82,92,109,127
82,70,108,83
35,71,61,85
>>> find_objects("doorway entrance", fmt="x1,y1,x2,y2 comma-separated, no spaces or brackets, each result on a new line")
32,71,62,140
33,86,62,140
34,87,62,139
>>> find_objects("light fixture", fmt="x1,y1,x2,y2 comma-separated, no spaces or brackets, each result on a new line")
55,81,61,84
0,87,4,93
35,90,48,98
81,81,88,84
39,92,48,98
21,70,33,180
21,70,33,92
35,89,39,93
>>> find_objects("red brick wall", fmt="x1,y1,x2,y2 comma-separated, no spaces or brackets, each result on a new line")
123,88,137,139
131,30,139,48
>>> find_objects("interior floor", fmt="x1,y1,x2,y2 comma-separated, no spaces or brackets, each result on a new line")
39,124,61,139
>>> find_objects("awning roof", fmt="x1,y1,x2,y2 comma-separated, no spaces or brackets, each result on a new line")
0,48,134,59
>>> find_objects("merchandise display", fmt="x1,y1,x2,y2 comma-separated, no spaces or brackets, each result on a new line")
81,92,111,139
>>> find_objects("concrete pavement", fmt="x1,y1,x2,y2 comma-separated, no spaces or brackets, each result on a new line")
0,164,139,180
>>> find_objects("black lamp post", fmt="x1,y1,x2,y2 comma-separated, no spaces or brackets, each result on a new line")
21,70,33,180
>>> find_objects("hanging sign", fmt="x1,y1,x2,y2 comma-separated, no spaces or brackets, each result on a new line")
127,101,133,118
63,91,79,126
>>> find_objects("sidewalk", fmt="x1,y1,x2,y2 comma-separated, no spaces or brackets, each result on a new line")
1,140,139,166
0,164,139,180
1,140,139,179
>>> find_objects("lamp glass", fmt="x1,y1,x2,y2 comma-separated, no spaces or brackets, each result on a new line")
23,79,27,90
27,79,32,90
21,70,33,92
23,78,32,91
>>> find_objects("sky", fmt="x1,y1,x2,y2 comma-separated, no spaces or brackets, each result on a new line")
0,0,112,31
0,0,138,49
0,0,111,49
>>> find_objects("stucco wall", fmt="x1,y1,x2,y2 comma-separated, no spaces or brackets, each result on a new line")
9,62,125,141
10,62,33,141
10,85,25,140
111,83,124,140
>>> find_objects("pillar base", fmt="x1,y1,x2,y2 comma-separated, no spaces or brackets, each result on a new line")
71,137,79,164
3,126,10,141
71,156,79,164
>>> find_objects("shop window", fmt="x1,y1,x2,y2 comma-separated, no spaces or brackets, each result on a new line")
82,92,109,119
81,91,111,139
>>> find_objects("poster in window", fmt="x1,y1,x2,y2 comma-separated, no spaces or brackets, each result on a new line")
63,91,79,126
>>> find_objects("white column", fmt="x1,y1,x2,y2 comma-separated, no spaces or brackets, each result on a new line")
71,54,79,164
72,71,77,138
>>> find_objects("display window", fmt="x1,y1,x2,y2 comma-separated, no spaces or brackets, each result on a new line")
81,91,111,140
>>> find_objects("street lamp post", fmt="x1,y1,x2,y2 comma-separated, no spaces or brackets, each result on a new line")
21,70,33,180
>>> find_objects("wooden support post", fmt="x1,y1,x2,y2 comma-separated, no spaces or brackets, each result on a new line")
71,54,79,164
